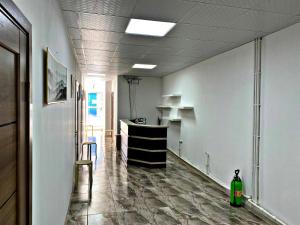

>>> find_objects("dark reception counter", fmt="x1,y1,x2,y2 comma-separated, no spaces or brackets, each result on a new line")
120,119,168,168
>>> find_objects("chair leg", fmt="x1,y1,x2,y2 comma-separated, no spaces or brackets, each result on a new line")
95,144,97,160
86,145,88,160
90,164,93,188
89,145,91,160
88,164,93,200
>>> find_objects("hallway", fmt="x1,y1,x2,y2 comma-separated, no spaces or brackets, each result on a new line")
1,0,300,224
66,137,268,225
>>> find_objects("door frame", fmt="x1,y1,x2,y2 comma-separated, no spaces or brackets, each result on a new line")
0,1,32,225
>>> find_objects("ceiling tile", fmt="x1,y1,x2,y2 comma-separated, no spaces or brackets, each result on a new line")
196,0,300,16
182,3,248,28
231,10,300,33
131,0,196,22
63,11,80,27
113,51,147,59
120,34,158,46
73,40,118,51
59,0,137,17
84,55,112,62
80,29,123,42
116,44,149,54
177,40,238,58
72,39,83,48
145,46,181,55
139,54,199,65
150,37,201,51
86,61,110,66
86,58,112,65
110,57,137,64
167,24,218,40
213,28,263,43
168,23,263,43
68,28,81,39
182,2,300,32
61,0,300,77
80,13,129,31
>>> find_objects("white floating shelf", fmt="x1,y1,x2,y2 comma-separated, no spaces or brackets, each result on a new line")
156,105,172,109
178,106,194,110
169,118,182,122
162,117,182,122
162,94,181,98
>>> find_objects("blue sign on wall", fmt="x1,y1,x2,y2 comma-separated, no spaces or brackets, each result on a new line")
88,93,97,107
88,108,97,116
88,93,97,116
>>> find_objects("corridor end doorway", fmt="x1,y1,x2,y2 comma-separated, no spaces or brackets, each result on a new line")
84,76,106,136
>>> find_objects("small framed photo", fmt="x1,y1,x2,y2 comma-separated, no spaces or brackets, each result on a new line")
46,48,67,104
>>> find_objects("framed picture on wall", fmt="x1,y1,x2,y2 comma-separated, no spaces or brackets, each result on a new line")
46,48,67,104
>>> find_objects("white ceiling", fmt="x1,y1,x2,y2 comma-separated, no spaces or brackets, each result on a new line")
58,0,300,77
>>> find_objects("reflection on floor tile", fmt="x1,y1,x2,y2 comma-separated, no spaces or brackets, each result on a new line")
66,215,87,225
88,213,119,225
117,211,151,225
66,136,270,225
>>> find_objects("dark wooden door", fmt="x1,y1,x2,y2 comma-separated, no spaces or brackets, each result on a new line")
0,3,30,225
0,18,18,225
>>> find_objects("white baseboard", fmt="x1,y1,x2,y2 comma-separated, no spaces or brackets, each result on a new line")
245,199,287,225
167,148,287,225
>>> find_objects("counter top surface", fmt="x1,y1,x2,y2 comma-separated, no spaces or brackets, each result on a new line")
120,119,168,128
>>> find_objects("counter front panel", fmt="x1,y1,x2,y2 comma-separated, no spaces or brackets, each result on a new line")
120,120,168,168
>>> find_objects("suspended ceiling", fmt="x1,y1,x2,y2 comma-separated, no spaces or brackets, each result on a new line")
58,0,300,77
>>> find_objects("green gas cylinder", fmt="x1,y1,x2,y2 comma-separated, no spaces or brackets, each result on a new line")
230,169,243,207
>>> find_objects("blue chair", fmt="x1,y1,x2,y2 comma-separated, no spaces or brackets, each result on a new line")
81,140,97,161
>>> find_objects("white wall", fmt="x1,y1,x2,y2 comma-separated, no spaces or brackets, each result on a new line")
118,76,162,126
162,22,300,224
162,43,254,195
12,0,80,225
260,23,300,225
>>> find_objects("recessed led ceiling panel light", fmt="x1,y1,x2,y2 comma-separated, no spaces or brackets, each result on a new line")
132,64,157,69
125,19,176,37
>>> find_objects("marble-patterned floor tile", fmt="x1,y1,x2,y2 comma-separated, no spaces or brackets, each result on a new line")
114,196,169,214
150,208,182,225
71,193,90,203
156,195,205,217
65,215,87,225
68,202,88,218
155,185,184,196
117,211,152,225
133,187,160,199
76,184,112,195
114,197,142,212
65,137,271,225
112,186,138,200
88,193,116,215
184,215,215,225
149,206,188,225
88,213,119,225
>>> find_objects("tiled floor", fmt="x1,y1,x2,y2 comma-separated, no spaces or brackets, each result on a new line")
66,137,270,225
